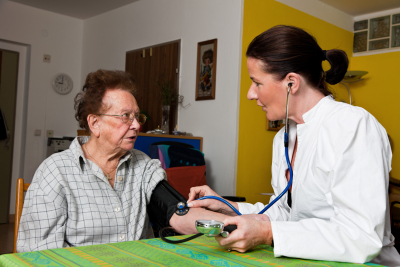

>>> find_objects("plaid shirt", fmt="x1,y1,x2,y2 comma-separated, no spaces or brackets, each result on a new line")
17,136,165,252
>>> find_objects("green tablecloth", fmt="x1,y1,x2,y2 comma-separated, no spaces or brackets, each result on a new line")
0,235,385,267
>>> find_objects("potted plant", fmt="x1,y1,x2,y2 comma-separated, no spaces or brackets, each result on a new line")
158,75,178,133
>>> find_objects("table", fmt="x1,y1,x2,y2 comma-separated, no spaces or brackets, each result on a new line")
0,235,384,267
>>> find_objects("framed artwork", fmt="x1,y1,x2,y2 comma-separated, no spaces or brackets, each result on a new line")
195,39,217,100
267,119,285,131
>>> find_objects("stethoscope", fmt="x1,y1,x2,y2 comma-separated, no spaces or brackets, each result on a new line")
161,83,294,243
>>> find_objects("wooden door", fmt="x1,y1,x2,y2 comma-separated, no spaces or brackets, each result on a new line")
125,42,179,133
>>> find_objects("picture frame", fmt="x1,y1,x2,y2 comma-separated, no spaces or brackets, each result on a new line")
267,119,285,131
195,39,217,100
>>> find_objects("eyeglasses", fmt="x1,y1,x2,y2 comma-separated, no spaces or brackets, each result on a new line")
99,113,147,126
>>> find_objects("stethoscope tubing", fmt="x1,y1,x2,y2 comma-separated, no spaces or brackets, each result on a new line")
196,84,293,216
197,141,293,216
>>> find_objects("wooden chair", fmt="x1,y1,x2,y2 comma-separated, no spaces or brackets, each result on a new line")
14,178,30,253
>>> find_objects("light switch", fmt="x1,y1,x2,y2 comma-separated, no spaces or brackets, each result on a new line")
34,129,41,136
43,54,51,63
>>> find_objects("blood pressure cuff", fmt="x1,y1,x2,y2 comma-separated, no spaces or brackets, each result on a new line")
147,180,188,234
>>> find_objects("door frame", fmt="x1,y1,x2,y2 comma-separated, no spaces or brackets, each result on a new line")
0,39,30,219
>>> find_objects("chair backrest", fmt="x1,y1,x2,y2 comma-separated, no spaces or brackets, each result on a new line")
14,178,30,253
168,145,205,168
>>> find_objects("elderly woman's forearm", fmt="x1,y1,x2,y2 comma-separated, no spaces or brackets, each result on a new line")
169,208,230,234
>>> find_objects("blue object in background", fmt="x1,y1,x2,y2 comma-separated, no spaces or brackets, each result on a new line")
134,134,202,156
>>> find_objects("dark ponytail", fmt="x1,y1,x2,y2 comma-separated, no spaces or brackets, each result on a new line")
246,25,348,96
325,49,349,85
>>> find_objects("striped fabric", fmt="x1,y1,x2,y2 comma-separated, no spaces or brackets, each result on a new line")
0,235,385,267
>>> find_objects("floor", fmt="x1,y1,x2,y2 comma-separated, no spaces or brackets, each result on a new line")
0,223,14,255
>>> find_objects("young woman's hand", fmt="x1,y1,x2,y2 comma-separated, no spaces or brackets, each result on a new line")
215,215,273,252
187,185,220,201
186,185,239,216
240,213,270,221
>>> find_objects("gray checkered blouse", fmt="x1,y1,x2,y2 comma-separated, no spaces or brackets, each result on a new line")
17,136,165,252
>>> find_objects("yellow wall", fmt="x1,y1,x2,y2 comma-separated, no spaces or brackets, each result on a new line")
349,52,400,179
237,0,354,204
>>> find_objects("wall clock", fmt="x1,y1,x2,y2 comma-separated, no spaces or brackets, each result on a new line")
52,73,73,95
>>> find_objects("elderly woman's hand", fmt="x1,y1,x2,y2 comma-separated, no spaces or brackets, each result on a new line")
215,215,273,253
186,185,239,216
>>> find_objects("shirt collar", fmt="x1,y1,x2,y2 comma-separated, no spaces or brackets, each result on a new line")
69,136,133,171
301,95,334,123
284,95,334,159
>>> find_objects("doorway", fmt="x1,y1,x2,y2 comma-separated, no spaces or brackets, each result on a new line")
125,41,180,133
0,49,19,224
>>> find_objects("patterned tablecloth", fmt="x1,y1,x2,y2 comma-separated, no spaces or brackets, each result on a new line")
0,235,385,267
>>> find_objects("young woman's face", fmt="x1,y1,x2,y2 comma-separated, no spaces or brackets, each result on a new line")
246,57,287,121
204,58,211,66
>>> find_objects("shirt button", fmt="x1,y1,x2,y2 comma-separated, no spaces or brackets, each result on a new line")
118,176,123,181
115,207,121,212
119,235,125,241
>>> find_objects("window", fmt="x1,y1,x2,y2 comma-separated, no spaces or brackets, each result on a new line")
354,13,400,54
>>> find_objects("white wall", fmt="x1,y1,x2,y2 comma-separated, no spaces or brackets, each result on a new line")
82,0,243,195
0,1,83,212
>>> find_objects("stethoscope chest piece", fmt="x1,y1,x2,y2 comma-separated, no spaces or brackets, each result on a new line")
176,202,189,216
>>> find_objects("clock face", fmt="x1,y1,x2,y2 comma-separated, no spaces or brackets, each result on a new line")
53,74,73,95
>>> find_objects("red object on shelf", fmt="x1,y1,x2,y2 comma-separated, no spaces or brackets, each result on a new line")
165,165,207,198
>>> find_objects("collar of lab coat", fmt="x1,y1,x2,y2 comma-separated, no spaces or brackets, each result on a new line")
284,95,334,163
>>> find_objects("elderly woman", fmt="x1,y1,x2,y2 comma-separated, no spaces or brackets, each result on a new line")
17,69,227,252
188,25,400,266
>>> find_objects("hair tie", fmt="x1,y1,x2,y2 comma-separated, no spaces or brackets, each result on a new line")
322,50,327,61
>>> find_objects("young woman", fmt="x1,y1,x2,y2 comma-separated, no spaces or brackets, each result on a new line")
188,25,400,266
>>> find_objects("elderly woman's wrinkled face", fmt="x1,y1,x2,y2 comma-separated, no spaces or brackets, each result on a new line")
99,89,140,153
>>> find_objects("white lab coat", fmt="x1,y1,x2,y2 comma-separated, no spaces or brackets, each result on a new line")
238,96,400,266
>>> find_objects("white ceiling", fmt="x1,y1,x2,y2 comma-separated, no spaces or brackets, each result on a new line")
8,0,140,19
6,0,400,19
319,0,400,16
